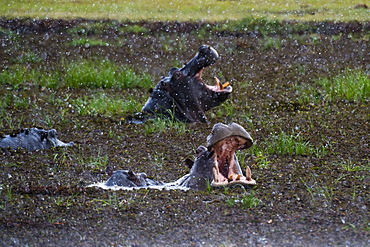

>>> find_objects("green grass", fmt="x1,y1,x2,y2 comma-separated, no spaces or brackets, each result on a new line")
144,116,187,135
227,190,261,209
64,59,152,89
0,59,153,89
0,0,369,21
68,37,113,47
316,70,370,102
251,131,316,156
72,92,142,117
337,159,370,172
0,65,61,88
297,69,370,103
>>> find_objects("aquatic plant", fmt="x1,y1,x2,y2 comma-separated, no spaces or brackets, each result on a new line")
72,92,141,117
64,59,152,89
315,69,370,102
68,37,113,47
227,190,261,209
144,116,187,135
251,131,316,156
117,25,149,34
0,65,60,88
66,21,119,36
0,59,153,89
297,69,370,103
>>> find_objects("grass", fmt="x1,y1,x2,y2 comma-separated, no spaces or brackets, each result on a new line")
72,92,142,117
68,37,113,47
337,159,370,172
251,131,317,156
315,69,370,102
64,59,152,89
297,69,370,104
144,117,187,135
0,59,153,89
0,0,369,21
227,190,261,209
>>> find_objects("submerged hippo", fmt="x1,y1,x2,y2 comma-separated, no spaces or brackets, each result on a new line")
0,128,74,152
101,123,255,190
129,45,232,123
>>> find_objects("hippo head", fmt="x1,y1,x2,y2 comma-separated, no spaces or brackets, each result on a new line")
133,45,232,123
0,128,74,152
104,170,150,187
44,129,74,148
179,123,255,190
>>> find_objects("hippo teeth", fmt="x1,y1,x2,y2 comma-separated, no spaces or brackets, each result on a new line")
245,166,252,181
213,77,229,90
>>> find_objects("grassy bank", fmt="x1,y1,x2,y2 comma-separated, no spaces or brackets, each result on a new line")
1,0,369,21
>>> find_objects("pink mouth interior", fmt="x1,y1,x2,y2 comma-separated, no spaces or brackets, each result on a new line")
210,136,255,187
196,68,232,93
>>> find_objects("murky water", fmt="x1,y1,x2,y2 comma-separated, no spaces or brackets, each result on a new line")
0,19,369,246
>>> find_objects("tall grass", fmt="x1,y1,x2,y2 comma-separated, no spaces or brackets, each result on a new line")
296,69,370,103
0,65,61,88
0,59,153,89
64,59,152,89
72,92,141,116
316,70,370,102
249,131,327,157
144,117,187,135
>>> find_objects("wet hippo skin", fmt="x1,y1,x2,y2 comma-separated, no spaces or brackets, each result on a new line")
103,123,255,190
0,128,74,152
129,45,232,123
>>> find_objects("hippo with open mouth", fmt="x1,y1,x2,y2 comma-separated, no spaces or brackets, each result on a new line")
100,123,255,190
0,128,74,152
129,45,232,123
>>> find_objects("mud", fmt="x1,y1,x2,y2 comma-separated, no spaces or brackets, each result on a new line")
0,19,369,246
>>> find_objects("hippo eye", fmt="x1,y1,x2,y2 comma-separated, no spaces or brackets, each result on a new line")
172,71,183,80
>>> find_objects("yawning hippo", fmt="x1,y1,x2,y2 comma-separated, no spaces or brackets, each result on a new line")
129,45,232,123
98,123,255,190
0,128,74,152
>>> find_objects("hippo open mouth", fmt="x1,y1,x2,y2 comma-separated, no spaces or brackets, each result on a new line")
129,45,232,123
205,122,255,187
209,135,255,187
97,122,255,191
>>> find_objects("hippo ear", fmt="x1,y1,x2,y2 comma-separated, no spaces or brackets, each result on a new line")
184,158,194,169
168,67,180,76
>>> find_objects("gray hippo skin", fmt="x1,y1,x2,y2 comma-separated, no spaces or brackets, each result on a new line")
0,128,74,151
130,45,232,123
104,123,255,190
105,170,164,187
177,122,255,190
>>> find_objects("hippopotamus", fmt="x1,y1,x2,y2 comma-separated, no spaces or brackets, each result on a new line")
129,45,232,123
0,128,74,152
105,170,164,187
99,123,255,190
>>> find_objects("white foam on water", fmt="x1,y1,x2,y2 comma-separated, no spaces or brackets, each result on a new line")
87,181,190,191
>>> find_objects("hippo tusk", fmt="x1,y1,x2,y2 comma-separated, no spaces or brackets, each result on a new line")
214,77,230,90
245,166,252,181
214,77,222,89
222,81,230,89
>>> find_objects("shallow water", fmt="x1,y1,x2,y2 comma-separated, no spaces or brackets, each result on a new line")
0,19,369,246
